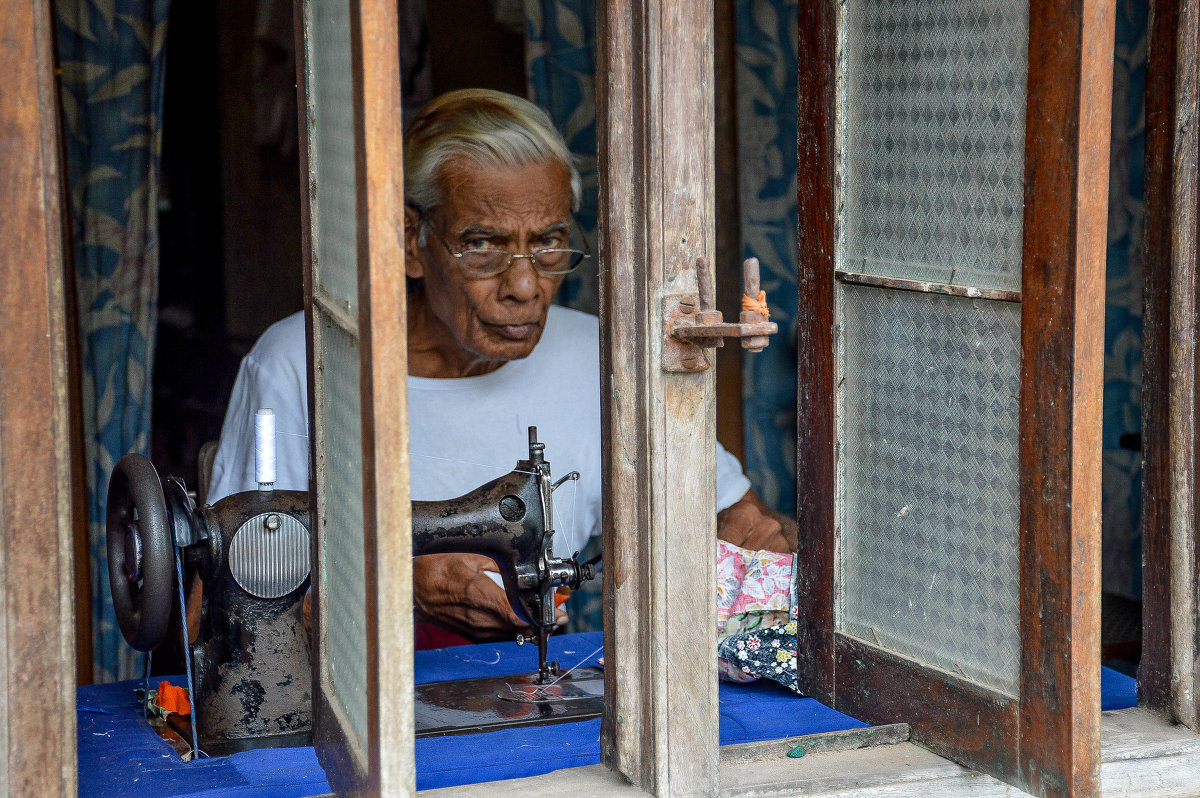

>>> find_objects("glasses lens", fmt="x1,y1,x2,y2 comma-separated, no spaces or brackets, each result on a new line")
533,249,587,274
459,249,509,276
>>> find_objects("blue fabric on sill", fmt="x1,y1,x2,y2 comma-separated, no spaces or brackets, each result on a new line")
76,632,1140,795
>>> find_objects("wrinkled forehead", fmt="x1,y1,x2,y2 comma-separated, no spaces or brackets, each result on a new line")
434,156,574,228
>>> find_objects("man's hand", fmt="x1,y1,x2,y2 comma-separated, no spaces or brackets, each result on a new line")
413,552,567,642
717,490,797,554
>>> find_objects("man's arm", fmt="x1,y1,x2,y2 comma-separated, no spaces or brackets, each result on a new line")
717,488,797,554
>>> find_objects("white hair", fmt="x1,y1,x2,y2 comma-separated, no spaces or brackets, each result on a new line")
404,89,582,227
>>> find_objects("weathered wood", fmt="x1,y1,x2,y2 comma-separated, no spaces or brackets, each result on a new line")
1016,0,1114,794
1140,0,1200,728
718,723,910,766
597,0,719,794
422,711,1200,797
792,0,838,707
834,637,1020,779
0,0,77,794
834,271,1022,303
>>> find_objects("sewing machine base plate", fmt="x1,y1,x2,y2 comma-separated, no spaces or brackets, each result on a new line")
414,667,604,738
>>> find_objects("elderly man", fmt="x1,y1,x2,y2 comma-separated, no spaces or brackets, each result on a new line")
209,88,793,646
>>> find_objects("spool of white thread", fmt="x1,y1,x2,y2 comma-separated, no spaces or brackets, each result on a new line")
255,408,276,489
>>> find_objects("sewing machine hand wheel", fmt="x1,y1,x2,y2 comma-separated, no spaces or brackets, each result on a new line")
106,454,175,651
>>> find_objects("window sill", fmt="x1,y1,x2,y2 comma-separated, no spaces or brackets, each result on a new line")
418,708,1200,797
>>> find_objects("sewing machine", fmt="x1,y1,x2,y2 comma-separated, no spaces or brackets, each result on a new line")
106,422,597,752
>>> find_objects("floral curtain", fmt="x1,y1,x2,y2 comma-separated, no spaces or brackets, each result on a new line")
57,0,170,682
525,0,599,314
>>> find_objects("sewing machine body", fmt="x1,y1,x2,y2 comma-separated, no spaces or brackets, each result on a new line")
188,489,314,755
106,428,594,753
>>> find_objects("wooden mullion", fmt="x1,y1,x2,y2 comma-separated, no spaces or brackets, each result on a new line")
1017,0,1114,794
1141,0,1200,728
833,635,1019,778
834,270,1022,303
598,1,719,795
793,0,838,705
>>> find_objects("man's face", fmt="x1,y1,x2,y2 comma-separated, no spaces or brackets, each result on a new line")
406,156,573,372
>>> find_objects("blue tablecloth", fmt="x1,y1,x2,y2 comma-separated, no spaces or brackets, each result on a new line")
76,632,1138,795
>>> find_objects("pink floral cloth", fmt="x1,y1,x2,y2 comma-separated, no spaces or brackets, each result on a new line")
716,540,794,630
715,540,800,690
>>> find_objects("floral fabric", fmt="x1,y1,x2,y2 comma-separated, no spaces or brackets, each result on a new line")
716,540,793,628
715,540,800,691
718,621,802,693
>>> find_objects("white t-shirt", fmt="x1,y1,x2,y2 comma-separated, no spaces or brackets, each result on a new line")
209,305,752,556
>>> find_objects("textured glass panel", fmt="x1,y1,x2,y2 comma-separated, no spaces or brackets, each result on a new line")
841,0,1029,292
838,285,1020,694
310,0,359,312
317,314,368,750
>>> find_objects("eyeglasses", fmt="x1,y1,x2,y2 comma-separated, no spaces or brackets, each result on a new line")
428,222,591,279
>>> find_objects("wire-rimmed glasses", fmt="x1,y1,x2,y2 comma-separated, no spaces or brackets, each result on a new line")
428,221,591,279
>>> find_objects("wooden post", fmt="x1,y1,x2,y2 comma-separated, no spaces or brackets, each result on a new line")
1141,0,1200,728
1017,0,1114,793
0,0,77,794
597,1,719,795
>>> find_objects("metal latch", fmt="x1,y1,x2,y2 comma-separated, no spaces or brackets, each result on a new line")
663,257,778,372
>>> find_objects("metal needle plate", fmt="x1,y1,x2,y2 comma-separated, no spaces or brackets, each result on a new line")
414,667,605,738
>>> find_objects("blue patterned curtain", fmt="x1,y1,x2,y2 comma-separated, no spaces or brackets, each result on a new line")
732,1,799,516
1103,0,1147,600
526,0,599,313
528,0,1146,599
57,0,170,682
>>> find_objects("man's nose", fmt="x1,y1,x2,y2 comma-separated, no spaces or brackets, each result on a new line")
497,256,541,302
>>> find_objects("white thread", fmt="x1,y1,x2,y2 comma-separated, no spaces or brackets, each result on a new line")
505,643,604,698
255,409,276,485
568,477,578,551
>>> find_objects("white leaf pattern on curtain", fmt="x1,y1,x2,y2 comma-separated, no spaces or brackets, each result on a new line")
57,0,170,683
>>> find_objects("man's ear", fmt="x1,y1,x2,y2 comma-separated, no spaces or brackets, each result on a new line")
404,205,426,280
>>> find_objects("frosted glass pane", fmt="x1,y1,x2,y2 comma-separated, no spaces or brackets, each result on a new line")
838,285,1020,694
316,314,367,750
841,0,1029,292
310,0,359,312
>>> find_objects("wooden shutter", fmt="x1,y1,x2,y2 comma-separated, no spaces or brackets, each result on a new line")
295,0,411,792
795,1,1114,795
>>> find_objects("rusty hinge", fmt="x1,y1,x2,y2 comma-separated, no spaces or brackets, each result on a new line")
663,257,778,373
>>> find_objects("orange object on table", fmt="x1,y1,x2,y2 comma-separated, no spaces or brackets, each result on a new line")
156,680,191,716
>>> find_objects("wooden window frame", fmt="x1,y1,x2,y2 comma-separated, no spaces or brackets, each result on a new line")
0,1,77,795
1140,0,1200,730
9,0,1200,795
